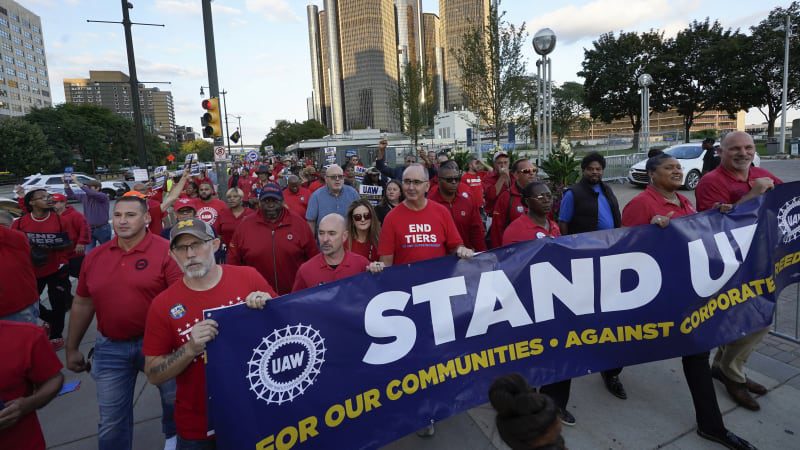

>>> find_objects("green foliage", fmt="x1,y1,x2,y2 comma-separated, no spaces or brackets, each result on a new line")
180,140,215,162
392,62,435,146
262,119,328,153
690,129,718,140
0,117,56,174
747,2,800,137
541,145,580,220
657,19,754,142
455,0,528,143
551,81,591,143
578,30,666,150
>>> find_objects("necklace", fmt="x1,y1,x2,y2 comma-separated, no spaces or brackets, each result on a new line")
31,212,51,222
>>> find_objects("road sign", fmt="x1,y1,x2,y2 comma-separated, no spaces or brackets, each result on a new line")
214,146,226,161
166,154,176,162
247,150,259,162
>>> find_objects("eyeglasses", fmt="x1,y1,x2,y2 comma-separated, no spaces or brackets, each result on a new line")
171,239,212,255
441,176,461,184
402,179,427,186
519,168,539,175
31,195,51,201
405,160,415,164
352,212,372,222
532,192,553,201
326,175,344,180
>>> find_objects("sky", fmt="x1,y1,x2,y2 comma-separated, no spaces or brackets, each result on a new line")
24,0,798,145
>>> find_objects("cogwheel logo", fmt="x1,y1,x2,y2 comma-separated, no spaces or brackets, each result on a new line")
247,324,326,405
778,196,800,244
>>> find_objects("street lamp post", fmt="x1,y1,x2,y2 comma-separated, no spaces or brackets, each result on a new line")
779,14,793,154
533,28,556,160
638,73,653,156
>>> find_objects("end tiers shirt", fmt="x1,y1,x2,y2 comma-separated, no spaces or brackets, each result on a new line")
143,265,276,441
378,201,464,265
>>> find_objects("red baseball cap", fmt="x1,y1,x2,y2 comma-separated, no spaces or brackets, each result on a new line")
174,198,197,212
51,193,67,202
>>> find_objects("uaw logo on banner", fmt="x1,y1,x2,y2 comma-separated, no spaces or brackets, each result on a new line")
205,182,800,450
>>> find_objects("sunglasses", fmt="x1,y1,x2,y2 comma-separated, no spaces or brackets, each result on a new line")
352,212,372,221
519,168,539,175
441,176,461,184
531,192,553,201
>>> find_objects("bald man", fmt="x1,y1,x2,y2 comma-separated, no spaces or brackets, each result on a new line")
696,130,782,412
284,174,311,218
305,164,360,233
292,214,371,292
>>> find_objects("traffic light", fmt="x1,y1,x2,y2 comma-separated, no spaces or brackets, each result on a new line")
201,98,222,138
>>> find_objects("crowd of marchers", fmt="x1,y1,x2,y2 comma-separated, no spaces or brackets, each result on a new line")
0,131,779,450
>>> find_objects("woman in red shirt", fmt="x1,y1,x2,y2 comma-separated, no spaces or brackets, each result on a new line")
502,181,560,246
215,187,255,249
346,198,380,262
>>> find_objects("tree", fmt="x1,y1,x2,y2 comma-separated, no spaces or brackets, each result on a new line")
747,2,800,137
180,140,214,162
455,0,528,143
392,62,435,147
261,119,328,153
657,19,754,142
551,81,590,144
579,30,666,150
0,117,56,175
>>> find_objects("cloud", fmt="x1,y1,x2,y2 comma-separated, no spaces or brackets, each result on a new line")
528,0,701,45
154,0,241,16
245,0,299,22
229,18,249,28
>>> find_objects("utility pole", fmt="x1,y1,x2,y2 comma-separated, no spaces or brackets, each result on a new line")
202,0,229,196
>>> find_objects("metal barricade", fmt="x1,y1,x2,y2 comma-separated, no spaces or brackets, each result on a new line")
772,283,800,343
601,152,646,183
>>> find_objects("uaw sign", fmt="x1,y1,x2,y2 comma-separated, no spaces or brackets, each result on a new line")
205,182,800,450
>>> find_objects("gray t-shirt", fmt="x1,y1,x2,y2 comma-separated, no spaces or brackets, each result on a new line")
305,185,361,226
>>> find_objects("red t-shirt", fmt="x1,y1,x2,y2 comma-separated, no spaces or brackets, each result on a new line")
227,210,319,295
622,185,696,227
147,199,164,236
11,212,69,278
348,237,379,262
292,251,369,292
284,187,311,218
428,190,487,252
143,265,275,441
195,198,228,227
462,171,486,208
490,183,526,249
502,214,561,246
0,321,63,450
303,179,324,193
77,233,182,340
60,206,90,260
0,228,39,316
482,170,510,214
214,207,254,246
695,166,782,211
378,201,464,265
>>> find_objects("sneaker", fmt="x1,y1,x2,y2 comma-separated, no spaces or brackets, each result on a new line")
50,338,64,352
416,421,435,437
559,408,576,426
164,436,177,450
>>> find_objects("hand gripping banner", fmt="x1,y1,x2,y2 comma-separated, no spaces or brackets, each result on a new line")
205,182,800,450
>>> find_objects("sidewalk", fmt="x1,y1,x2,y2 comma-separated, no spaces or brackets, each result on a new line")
40,315,800,449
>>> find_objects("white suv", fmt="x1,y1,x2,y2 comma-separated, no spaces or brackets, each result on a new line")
15,173,129,200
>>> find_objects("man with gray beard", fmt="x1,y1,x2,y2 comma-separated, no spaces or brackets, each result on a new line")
143,218,277,449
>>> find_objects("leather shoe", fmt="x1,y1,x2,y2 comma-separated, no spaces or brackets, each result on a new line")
712,367,761,410
602,374,627,399
744,378,767,395
697,429,758,450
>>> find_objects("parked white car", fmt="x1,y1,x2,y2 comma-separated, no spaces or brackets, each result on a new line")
628,143,761,190
14,173,129,200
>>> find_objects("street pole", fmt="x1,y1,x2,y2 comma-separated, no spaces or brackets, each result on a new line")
221,90,231,156
201,0,228,196
780,14,792,154
120,0,147,167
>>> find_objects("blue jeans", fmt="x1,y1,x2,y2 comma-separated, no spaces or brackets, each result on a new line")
177,437,216,450
91,334,176,450
0,301,39,324
88,223,112,251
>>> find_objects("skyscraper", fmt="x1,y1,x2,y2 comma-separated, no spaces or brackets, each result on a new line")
63,71,176,143
0,0,52,117
307,4,325,126
422,13,445,114
310,0,400,133
440,0,489,111
395,0,423,69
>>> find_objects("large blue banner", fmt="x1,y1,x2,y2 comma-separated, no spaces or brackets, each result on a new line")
205,182,800,450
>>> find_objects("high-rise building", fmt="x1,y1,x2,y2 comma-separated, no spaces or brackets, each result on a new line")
395,0,423,69
63,71,176,143
310,0,400,133
422,13,445,114
307,4,325,126
440,0,489,111
0,0,52,117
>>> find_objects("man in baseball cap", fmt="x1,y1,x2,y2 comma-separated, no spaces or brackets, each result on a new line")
161,199,198,240
169,217,216,245
51,192,90,278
